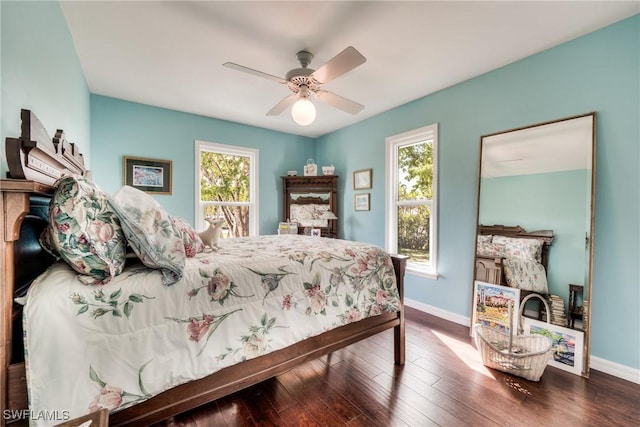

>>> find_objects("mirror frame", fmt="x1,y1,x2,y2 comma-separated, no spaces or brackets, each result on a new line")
472,112,596,377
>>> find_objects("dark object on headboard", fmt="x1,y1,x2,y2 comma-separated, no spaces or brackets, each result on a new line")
5,109,85,184
14,197,52,295
12,197,54,365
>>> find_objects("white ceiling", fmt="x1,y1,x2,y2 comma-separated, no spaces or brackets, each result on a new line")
481,114,594,178
60,1,638,138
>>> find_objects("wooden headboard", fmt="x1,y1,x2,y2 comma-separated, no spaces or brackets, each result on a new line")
2,109,88,420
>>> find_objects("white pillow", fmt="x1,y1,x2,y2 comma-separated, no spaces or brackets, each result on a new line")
109,186,185,285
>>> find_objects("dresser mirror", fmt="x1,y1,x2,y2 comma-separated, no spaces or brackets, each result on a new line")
281,176,338,237
473,113,596,377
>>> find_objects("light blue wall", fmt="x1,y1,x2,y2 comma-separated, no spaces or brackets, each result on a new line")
90,95,315,232
2,1,638,373
317,15,639,370
479,170,590,303
0,1,90,176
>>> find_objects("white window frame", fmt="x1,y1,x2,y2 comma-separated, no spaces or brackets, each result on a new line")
195,140,259,236
385,124,438,279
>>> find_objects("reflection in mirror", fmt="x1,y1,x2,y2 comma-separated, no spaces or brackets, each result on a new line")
473,113,596,377
289,192,332,227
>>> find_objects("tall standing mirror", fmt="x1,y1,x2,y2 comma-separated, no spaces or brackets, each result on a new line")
472,113,596,377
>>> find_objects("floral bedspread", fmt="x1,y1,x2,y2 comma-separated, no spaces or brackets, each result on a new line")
23,235,400,424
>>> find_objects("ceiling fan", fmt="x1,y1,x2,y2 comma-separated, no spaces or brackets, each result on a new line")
223,46,366,126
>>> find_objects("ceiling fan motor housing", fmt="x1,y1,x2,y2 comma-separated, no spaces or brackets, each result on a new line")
285,51,321,96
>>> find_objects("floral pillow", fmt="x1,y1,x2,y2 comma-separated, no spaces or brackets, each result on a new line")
476,234,493,255
38,226,59,259
170,216,205,257
476,235,508,259
43,176,127,285
492,235,542,263
109,186,185,285
503,257,548,293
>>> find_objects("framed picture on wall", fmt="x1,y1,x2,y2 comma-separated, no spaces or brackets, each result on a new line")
353,168,372,190
354,193,370,211
123,156,173,195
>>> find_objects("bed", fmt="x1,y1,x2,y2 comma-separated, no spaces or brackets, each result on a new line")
1,110,408,426
475,224,554,294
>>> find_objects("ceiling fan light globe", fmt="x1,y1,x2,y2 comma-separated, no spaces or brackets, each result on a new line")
291,99,316,126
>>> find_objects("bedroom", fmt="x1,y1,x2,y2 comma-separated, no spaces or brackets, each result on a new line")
1,0,638,425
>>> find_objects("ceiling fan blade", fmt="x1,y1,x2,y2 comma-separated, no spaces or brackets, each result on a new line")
266,94,298,116
316,91,364,115
310,46,366,85
223,62,287,84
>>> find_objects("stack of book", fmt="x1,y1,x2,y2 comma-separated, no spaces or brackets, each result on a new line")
549,294,567,327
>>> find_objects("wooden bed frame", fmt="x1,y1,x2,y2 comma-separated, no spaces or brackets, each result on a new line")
1,110,408,426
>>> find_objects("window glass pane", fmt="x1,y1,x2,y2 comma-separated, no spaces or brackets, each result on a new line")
397,141,433,201
397,205,430,263
202,205,249,238
200,152,250,202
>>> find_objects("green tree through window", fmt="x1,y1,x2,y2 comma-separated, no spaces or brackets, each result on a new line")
197,141,258,238
397,141,433,262
385,123,438,276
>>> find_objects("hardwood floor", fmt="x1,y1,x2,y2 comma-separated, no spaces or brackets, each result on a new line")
156,307,640,427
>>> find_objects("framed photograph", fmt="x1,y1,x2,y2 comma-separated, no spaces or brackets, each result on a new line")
123,156,172,195
354,193,370,211
522,317,585,375
310,228,321,238
353,168,372,190
472,281,520,336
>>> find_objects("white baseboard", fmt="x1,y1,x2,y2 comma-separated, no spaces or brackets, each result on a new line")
405,298,640,385
404,298,470,327
590,356,640,384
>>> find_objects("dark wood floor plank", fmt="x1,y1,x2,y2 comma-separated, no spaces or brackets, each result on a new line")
253,377,297,414
276,364,361,424
325,360,438,426
372,370,471,427
235,383,285,427
277,405,320,427
151,307,640,427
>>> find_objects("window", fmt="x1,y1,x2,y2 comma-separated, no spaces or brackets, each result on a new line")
195,140,259,237
385,124,438,278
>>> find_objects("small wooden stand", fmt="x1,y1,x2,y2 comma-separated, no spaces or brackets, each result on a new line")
568,284,584,330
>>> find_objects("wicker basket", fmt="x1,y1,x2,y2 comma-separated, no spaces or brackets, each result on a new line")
474,295,554,381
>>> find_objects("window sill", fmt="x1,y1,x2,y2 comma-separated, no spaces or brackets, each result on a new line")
406,265,438,280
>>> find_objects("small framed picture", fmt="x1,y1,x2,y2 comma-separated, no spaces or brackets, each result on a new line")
472,281,520,336
123,156,172,195
354,193,370,211
353,168,372,190
310,228,321,238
